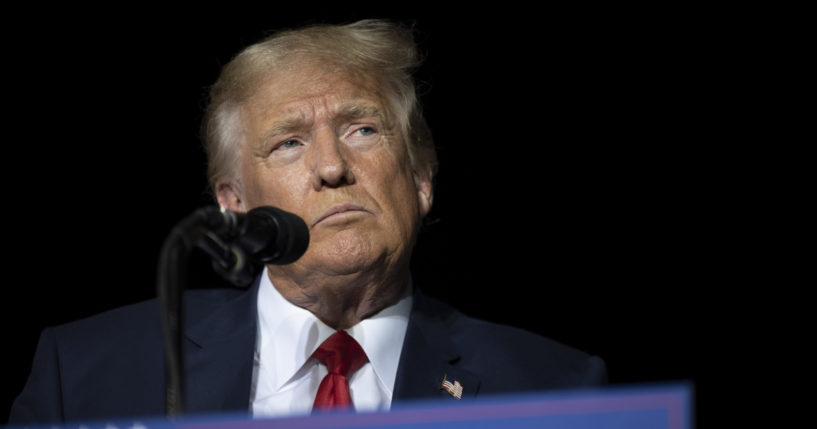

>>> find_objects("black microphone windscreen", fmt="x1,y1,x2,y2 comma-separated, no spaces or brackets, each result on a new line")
241,206,310,265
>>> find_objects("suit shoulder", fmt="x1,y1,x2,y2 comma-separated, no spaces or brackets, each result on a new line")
457,313,598,365
52,287,248,351
415,293,607,390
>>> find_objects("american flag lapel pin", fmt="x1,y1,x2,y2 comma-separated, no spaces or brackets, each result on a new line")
440,373,463,399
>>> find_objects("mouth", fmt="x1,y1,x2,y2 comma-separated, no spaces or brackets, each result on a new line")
313,203,371,227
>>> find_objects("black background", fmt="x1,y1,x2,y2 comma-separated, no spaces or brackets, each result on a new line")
2,5,790,427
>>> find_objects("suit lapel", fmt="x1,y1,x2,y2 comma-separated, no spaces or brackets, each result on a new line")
393,289,480,404
174,280,479,411
182,280,260,413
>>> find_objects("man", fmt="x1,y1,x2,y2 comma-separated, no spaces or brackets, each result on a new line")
9,19,606,424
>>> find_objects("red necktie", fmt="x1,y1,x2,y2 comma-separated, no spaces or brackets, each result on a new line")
312,330,368,412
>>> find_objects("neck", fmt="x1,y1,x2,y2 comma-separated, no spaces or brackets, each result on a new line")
266,265,410,330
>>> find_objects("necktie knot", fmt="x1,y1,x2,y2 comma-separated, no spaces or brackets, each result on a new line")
313,330,367,376
312,330,368,411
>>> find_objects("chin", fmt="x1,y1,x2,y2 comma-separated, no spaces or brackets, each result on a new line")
311,234,384,274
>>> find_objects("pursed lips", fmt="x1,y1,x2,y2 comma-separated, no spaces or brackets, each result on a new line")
312,202,371,227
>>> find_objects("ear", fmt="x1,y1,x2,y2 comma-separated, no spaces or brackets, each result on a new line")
215,180,245,212
413,166,434,218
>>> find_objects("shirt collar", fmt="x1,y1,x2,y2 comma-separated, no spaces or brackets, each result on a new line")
256,267,412,393
348,285,412,394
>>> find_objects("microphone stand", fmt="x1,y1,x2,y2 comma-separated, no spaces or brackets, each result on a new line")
156,205,307,418
156,207,241,417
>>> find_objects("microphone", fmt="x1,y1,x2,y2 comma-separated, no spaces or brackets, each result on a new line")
192,206,310,286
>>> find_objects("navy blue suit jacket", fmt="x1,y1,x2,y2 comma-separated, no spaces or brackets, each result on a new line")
9,281,606,425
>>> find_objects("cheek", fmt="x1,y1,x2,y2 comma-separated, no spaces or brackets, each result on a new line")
376,166,422,235
240,160,305,210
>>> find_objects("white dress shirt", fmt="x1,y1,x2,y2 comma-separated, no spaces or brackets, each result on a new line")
250,267,413,418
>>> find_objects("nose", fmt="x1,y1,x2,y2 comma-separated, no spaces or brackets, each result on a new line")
309,127,356,190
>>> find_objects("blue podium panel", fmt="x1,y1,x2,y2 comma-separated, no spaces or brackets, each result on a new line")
5,383,692,429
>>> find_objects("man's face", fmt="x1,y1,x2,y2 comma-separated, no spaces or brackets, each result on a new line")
217,65,432,278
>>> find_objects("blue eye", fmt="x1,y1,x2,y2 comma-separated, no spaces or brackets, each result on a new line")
357,127,376,136
280,139,301,149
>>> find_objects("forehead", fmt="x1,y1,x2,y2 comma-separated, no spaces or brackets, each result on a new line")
243,65,387,123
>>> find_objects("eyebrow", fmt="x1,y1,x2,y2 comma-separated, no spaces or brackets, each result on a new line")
260,115,308,143
333,101,386,124
260,100,388,143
